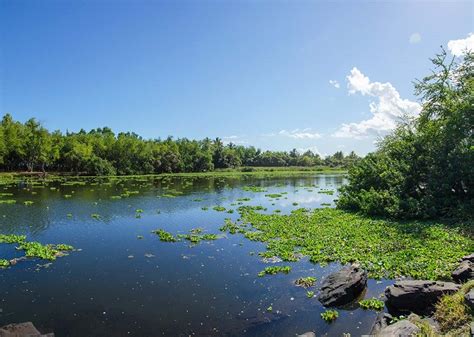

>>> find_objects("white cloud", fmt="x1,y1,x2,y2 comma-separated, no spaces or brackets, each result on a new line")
329,80,340,88
297,146,322,156
278,128,322,139
222,135,248,145
332,67,421,139
409,33,421,44
448,33,474,56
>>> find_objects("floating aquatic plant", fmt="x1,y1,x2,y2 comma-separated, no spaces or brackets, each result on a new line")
295,276,316,288
321,309,338,322
152,229,177,242
359,298,385,311
257,265,291,277
212,206,226,212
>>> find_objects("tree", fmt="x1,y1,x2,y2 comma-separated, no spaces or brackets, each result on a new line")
338,50,473,219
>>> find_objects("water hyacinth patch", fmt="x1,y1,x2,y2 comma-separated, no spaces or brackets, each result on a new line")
257,265,291,277
0,234,74,266
222,208,473,280
295,276,316,288
321,309,338,322
152,229,177,242
212,206,226,212
359,298,385,311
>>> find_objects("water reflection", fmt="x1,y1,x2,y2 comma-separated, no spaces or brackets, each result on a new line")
0,174,391,336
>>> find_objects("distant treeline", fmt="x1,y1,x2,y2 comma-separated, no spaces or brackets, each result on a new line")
0,114,360,175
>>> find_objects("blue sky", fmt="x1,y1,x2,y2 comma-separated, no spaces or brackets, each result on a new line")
1,0,473,155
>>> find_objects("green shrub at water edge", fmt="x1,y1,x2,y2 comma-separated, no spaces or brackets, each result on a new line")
337,51,473,219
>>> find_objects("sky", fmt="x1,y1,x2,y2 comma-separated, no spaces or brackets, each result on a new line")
0,0,473,155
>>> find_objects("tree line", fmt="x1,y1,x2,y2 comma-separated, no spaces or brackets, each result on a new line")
0,114,360,175
338,50,473,219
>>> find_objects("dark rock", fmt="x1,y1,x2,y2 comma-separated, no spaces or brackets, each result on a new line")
385,280,460,315
461,253,474,262
0,322,54,337
452,260,474,283
375,320,420,336
370,312,393,335
465,289,474,310
317,264,367,307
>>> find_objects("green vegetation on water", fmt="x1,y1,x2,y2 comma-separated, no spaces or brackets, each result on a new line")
294,276,317,288
359,298,385,311
320,309,338,322
222,208,473,280
152,229,177,242
0,234,74,266
257,265,291,277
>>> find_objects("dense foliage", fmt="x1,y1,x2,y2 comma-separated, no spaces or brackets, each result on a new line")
0,114,359,175
222,207,473,280
338,51,473,219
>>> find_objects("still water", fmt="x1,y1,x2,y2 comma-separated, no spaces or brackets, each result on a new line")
0,174,391,336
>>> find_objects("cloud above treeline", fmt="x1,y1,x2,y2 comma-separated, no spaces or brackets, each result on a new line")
448,33,474,56
332,67,421,139
263,129,322,140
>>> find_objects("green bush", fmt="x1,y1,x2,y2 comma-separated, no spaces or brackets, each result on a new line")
338,50,474,219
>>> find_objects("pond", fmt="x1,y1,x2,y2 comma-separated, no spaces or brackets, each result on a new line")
0,174,391,336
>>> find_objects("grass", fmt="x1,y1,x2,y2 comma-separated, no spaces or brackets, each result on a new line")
222,208,473,280
257,265,291,277
434,280,474,334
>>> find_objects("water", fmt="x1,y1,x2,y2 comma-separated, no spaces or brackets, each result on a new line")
0,174,391,336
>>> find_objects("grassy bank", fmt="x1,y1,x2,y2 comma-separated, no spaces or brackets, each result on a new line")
222,207,473,280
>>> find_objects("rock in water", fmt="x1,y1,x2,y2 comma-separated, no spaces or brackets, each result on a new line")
375,320,420,336
0,322,54,337
385,280,460,315
452,258,474,283
317,264,367,306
